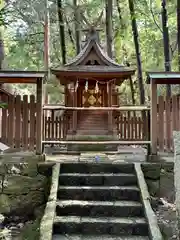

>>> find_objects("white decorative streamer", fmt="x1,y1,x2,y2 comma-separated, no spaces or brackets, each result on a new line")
75,80,79,91
85,80,88,92
95,81,99,93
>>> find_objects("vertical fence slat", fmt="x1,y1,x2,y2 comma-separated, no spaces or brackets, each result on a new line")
158,96,164,152
55,116,58,140
165,96,171,152
138,117,141,140
127,111,131,140
15,95,21,149
51,110,54,140
172,95,178,130
134,116,137,140
47,117,51,140
8,96,14,147
22,95,28,150
29,95,36,151
44,116,48,140
1,95,7,144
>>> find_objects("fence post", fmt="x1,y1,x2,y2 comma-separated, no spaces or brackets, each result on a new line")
147,110,151,156
36,78,43,155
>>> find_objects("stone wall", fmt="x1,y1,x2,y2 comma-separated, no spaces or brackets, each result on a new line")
0,152,50,239
142,163,174,202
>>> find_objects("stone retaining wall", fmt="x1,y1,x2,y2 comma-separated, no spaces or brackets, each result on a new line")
142,163,174,202
0,152,50,239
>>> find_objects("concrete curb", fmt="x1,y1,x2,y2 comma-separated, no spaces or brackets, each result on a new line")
135,163,163,240
39,163,60,240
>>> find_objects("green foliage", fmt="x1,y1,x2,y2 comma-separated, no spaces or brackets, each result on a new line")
0,102,7,108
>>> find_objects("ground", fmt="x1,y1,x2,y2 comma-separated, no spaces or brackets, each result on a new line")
156,204,178,240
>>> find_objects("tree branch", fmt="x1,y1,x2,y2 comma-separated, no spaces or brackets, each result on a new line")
149,0,163,33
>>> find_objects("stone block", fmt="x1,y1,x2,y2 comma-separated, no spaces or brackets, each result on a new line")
142,164,161,180
146,179,160,197
3,174,46,195
160,172,175,202
0,194,11,214
0,191,45,215
0,163,6,175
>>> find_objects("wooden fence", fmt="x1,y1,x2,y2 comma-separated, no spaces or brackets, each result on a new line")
116,110,149,141
1,94,180,153
156,95,180,152
43,115,69,141
0,95,37,150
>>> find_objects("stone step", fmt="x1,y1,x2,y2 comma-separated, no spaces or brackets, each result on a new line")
53,216,148,236
58,186,140,201
56,200,144,217
53,235,149,240
59,173,137,186
60,163,135,174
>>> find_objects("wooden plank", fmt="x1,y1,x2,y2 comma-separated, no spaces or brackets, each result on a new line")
158,96,164,152
134,116,138,140
36,78,43,154
119,115,123,139
108,83,113,132
42,140,151,145
15,95,21,149
51,110,55,140
59,116,62,139
138,117,142,140
123,116,126,140
150,82,157,154
131,116,134,140
29,95,36,151
165,96,171,152
44,116,48,140
127,111,131,140
8,95,14,147
1,95,7,143
55,116,58,140
43,105,150,111
172,95,178,131
22,95,28,150
47,117,51,140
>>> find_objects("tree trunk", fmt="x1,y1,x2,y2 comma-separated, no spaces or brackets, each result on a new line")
161,0,171,96
105,0,113,58
128,0,145,105
57,0,66,64
44,0,50,104
74,0,81,54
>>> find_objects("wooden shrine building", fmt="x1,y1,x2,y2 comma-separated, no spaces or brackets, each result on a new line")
51,28,135,141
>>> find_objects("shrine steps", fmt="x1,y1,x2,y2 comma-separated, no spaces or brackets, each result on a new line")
52,163,152,239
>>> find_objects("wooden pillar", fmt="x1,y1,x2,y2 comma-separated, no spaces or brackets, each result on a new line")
65,84,68,106
151,81,157,155
108,83,113,133
73,83,77,133
36,78,43,154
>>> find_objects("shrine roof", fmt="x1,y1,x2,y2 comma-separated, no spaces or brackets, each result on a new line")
0,71,46,84
147,71,180,84
51,65,135,84
65,38,122,67
51,28,135,83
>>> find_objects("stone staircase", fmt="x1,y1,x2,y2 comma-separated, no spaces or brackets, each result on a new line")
52,163,150,239
76,110,109,135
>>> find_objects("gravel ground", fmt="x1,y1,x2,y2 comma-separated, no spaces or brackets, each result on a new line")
155,202,179,239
